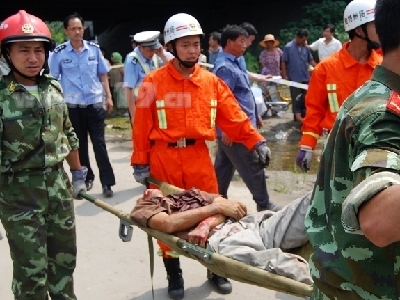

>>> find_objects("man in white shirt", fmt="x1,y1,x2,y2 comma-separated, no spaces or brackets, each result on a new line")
309,24,342,61
158,33,174,61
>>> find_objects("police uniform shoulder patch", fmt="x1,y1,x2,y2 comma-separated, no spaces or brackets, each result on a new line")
89,41,100,48
386,91,400,116
131,57,138,64
54,44,66,53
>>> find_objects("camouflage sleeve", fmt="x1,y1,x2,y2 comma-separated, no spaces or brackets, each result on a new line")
50,79,79,151
350,110,400,186
63,104,79,151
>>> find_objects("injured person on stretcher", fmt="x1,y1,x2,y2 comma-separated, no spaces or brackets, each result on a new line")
130,188,313,285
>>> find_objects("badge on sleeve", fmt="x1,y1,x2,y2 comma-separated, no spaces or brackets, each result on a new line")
8,81,15,93
386,91,400,116
131,57,138,64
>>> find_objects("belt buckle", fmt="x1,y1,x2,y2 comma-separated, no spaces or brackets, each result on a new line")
176,138,186,148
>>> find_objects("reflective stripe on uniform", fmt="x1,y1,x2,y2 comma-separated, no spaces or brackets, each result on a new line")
157,248,180,258
326,83,340,113
303,131,320,139
326,83,336,91
210,99,217,128
156,100,167,129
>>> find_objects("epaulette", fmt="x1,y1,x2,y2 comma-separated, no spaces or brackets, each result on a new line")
46,75,63,94
88,41,99,48
54,44,66,53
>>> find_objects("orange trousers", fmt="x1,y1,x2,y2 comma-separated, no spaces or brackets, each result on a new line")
149,141,218,258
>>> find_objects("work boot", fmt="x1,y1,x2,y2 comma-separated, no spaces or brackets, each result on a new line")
163,258,184,300
207,270,232,294
102,185,113,198
257,202,282,212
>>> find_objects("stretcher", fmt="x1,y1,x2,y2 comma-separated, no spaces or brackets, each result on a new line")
80,177,313,298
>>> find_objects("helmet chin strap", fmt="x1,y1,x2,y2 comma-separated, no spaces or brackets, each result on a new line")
171,43,197,69
6,57,47,83
2,47,49,83
355,24,381,51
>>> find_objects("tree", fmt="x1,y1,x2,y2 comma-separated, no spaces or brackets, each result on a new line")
46,21,67,44
279,0,350,47
244,51,261,74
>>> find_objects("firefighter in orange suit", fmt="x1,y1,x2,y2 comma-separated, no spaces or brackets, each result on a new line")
296,0,382,172
131,13,271,300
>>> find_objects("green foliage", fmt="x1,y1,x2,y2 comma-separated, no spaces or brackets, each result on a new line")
46,21,67,44
244,50,261,73
279,0,350,47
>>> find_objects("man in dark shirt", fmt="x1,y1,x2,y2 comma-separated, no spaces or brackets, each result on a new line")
213,25,280,212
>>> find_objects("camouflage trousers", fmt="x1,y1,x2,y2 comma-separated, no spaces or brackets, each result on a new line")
311,288,333,300
0,168,77,300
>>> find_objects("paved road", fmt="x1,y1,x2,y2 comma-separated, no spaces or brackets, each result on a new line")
0,140,306,300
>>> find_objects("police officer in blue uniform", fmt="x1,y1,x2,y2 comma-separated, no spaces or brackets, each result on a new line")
124,30,168,126
49,13,116,197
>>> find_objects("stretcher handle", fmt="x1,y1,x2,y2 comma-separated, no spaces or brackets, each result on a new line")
145,176,162,186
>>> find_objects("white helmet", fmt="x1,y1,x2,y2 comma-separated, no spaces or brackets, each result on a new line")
344,0,376,32
163,13,204,44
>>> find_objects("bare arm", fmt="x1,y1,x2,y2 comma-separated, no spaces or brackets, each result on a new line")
65,150,82,170
247,71,259,81
156,49,169,65
247,71,271,82
100,73,112,98
100,73,113,113
187,215,226,247
148,197,246,234
359,185,400,247
294,113,304,123
281,61,288,79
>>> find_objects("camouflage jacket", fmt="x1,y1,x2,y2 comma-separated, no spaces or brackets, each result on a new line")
306,66,400,299
0,74,79,173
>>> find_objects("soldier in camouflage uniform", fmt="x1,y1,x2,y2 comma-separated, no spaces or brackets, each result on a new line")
0,11,87,300
305,0,400,298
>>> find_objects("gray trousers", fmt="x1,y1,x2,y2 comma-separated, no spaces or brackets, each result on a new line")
214,138,270,207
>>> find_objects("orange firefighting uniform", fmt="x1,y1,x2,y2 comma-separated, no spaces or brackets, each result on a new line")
300,42,382,149
132,60,264,257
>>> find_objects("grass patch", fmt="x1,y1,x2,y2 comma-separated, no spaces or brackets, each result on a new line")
270,180,289,193
104,116,131,135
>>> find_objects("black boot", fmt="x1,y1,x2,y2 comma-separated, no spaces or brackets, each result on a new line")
207,270,232,294
163,258,184,299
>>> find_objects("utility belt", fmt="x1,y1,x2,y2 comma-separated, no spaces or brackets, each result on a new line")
152,138,197,149
1,163,63,176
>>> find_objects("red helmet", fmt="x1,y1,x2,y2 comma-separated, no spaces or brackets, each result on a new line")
0,10,51,45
